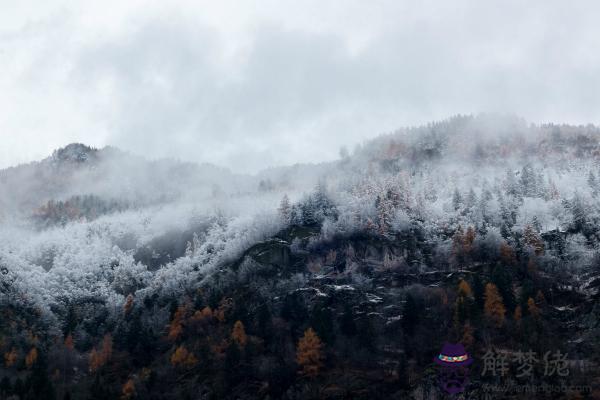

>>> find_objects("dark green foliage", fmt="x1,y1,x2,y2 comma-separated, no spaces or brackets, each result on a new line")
339,304,357,337
309,302,335,344
402,294,419,336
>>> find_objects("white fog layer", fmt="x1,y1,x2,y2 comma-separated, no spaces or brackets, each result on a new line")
2,115,599,328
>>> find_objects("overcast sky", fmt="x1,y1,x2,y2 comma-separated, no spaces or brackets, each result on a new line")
1,0,600,172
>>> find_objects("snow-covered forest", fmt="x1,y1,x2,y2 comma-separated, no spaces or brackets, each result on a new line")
1,115,600,399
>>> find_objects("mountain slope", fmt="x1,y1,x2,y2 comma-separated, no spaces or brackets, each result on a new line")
1,115,600,399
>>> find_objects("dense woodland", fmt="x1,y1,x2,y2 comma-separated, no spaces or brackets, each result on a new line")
1,115,600,399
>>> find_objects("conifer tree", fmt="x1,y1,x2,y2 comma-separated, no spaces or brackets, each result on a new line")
278,194,292,224
296,328,323,378
231,320,247,348
484,283,506,327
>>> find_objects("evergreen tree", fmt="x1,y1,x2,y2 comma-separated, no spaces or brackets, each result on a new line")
310,303,335,344
402,294,419,336
452,188,462,211
339,304,357,337
278,194,292,224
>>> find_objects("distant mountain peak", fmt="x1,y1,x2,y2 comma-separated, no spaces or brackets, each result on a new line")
50,143,98,163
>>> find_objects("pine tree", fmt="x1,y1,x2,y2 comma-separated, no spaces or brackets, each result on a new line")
465,188,477,212
452,188,462,211
500,242,516,265
310,303,335,344
523,225,544,255
588,171,598,196
520,164,537,197
452,226,465,265
0,377,11,398
375,194,394,236
339,304,357,337
484,283,506,327
570,194,587,232
296,328,323,378
278,194,292,224
472,275,485,311
402,294,419,336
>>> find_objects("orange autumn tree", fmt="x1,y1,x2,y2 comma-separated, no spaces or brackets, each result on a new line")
191,306,213,322
463,226,476,255
458,279,473,298
167,306,187,341
231,320,247,348
454,279,473,328
170,345,198,368
64,334,74,351
500,242,516,266
296,328,323,378
121,378,136,400
123,294,134,316
484,283,506,327
89,334,113,373
4,348,17,367
25,347,38,369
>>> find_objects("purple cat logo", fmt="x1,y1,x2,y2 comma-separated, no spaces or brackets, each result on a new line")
434,343,472,394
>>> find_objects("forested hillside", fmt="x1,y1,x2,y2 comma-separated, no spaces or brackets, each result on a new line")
1,115,599,399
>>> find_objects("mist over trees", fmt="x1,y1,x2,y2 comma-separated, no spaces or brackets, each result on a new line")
1,115,600,398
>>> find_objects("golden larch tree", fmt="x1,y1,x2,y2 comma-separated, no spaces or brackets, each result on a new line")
231,320,248,348
25,347,38,369
168,306,186,341
101,334,113,362
296,328,323,378
88,334,113,373
64,334,74,351
463,226,476,254
458,279,473,298
500,242,516,265
121,378,136,400
123,294,134,316
170,345,198,368
484,283,506,327
89,349,102,373
4,348,17,367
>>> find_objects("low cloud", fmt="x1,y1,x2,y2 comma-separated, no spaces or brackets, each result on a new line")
2,0,600,171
